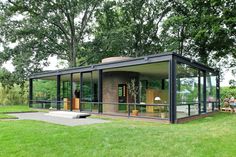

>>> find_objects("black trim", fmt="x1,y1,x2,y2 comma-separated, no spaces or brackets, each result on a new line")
173,53,216,73
169,57,176,123
79,73,83,111
29,78,33,107
57,75,61,110
98,70,103,113
70,73,73,111
203,71,207,113
30,53,173,79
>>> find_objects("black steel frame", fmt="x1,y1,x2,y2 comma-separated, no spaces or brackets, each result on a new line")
29,52,220,123
56,75,61,110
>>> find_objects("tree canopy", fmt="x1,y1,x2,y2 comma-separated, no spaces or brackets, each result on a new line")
0,0,235,86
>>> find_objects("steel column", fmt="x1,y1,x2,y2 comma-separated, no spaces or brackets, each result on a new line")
203,71,207,112
169,58,176,123
29,78,33,108
80,73,83,111
98,70,103,113
56,75,61,110
70,73,73,111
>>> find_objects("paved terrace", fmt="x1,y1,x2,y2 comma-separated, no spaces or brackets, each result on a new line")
8,112,110,126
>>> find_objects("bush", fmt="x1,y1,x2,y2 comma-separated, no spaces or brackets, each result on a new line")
0,84,28,105
220,87,236,103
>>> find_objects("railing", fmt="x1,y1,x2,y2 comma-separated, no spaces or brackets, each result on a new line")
30,100,64,109
29,99,220,119
176,101,219,119
80,101,169,119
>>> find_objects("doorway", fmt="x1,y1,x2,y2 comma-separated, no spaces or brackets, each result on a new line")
118,84,127,111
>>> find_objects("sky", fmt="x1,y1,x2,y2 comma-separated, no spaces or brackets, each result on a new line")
2,56,235,87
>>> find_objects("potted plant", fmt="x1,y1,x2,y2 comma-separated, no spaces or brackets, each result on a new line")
127,79,139,116
160,106,168,119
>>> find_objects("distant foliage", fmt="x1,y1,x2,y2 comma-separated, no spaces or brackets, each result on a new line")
0,84,28,105
33,80,57,100
220,87,236,101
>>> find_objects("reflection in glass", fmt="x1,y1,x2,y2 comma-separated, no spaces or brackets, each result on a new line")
176,63,199,118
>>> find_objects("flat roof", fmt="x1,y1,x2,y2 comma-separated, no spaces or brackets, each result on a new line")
30,52,217,79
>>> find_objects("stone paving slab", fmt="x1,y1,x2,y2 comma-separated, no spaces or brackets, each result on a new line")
8,112,110,126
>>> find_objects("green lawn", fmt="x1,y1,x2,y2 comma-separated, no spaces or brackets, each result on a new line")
0,105,33,113
0,113,17,119
0,107,235,157
0,105,35,119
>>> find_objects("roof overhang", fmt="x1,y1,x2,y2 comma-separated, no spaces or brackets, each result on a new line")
29,52,218,79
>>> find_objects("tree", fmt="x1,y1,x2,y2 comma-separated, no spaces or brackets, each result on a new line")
229,79,236,88
0,68,14,87
161,0,236,66
91,0,171,61
0,0,100,85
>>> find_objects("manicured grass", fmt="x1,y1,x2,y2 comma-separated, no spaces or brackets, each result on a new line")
0,112,236,157
0,105,33,113
0,105,36,119
0,114,17,119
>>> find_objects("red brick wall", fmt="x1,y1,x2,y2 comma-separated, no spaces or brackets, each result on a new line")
102,71,139,113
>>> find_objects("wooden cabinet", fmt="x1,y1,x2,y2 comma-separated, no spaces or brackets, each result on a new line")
72,98,80,110
146,89,168,112
64,98,69,110
63,98,80,110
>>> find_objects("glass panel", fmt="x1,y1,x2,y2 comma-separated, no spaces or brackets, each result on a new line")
206,72,217,112
176,63,199,118
200,71,205,113
80,71,98,113
102,61,169,119
61,74,72,110
32,77,57,109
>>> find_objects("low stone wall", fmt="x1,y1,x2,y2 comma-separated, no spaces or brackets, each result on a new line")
176,111,218,123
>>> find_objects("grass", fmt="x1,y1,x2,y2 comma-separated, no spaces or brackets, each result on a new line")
0,105,36,119
0,105,33,113
0,114,17,119
0,106,236,157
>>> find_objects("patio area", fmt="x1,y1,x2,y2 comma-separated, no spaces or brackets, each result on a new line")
7,112,110,126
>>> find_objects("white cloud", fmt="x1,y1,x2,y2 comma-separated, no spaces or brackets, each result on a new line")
2,56,68,72
43,56,68,70
2,60,15,72
221,67,236,87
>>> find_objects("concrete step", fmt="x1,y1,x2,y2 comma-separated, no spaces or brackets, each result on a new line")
46,111,90,119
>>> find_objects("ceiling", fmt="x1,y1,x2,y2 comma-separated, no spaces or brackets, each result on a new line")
37,62,169,81
104,62,169,80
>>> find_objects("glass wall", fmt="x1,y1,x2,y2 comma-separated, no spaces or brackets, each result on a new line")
29,55,219,123
199,71,205,113
32,77,57,109
206,72,217,112
102,61,169,119
176,63,199,118
80,71,99,113
60,74,72,110
60,73,81,111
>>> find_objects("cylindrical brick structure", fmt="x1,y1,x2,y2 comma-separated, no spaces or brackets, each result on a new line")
102,71,139,113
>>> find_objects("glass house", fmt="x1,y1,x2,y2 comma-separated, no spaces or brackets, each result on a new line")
29,52,220,123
